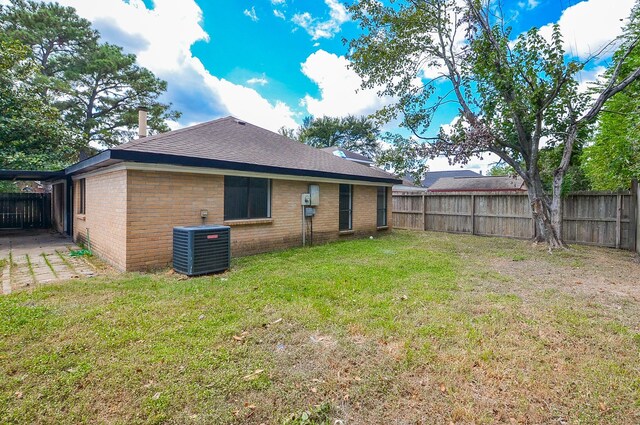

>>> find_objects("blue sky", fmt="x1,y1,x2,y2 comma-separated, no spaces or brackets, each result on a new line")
48,0,636,172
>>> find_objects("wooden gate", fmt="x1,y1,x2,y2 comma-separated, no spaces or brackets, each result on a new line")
0,193,51,229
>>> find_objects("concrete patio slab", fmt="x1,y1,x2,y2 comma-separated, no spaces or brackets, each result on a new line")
0,229,99,294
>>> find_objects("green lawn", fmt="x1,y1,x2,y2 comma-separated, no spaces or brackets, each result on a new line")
1,231,639,424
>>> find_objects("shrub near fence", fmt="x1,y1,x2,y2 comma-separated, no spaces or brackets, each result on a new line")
393,188,639,252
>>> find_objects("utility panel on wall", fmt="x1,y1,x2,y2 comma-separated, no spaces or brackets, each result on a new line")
309,184,320,206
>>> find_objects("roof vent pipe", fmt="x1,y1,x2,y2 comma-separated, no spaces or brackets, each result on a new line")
138,107,148,138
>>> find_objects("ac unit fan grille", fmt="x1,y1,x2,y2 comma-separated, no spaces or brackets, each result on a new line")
173,225,231,276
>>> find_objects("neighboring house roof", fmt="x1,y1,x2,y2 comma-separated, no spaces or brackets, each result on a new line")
420,170,480,188
320,147,374,166
393,178,430,192
428,176,527,192
66,117,400,184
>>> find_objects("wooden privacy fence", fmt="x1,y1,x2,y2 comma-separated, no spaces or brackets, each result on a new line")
393,189,638,251
0,193,52,229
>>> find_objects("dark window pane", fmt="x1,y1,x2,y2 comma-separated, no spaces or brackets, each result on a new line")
339,211,351,230
224,176,270,220
377,186,386,209
248,178,269,218
377,186,387,227
339,184,352,230
224,176,249,220
78,179,86,214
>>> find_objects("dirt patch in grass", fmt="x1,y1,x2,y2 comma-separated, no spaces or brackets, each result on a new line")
1,231,639,424
485,243,640,326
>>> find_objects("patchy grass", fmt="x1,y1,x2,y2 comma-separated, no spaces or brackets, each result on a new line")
0,258,6,284
40,253,59,279
24,254,36,285
0,231,639,424
54,249,76,274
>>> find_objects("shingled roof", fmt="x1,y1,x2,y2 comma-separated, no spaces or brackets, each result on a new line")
320,147,374,165
69,117,400,184
420,170,480,188
428,176,527,192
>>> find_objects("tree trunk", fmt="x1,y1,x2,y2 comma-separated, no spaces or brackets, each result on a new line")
526,171,565,248
549,175,565,249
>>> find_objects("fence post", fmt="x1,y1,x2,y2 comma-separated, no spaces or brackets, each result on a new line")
615,194,622,249
631,179,638,253
422,194,426,231
471,194,476,235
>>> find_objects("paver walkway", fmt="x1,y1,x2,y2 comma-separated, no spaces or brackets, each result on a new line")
0,229,98,294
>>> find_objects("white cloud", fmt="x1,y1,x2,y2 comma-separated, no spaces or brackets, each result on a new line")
518,0,539,10
243,6,258,22
576,65,606,94
292,0,349,40
538,0,635,59
273,9,285,19
247,76,268,86
301,50,395,118
426,154,500,176
271,0,286,4
200,68,297,130
56,0,297,132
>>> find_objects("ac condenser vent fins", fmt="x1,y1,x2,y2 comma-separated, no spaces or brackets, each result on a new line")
173,225,231,276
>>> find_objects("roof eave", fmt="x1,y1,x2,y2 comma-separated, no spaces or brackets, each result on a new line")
0,170,65,181
67,149,401,185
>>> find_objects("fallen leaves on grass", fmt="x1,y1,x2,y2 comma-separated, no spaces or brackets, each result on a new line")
233,331,249,342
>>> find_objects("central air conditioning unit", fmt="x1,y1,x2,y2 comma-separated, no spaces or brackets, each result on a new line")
173,225,231,276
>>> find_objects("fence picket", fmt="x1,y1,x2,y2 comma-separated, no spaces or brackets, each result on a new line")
0,193,52,229
392,190,636,251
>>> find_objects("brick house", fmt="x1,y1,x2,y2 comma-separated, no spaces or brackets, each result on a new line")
46,116,400,271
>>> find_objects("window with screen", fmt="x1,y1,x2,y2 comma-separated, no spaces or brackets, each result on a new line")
339,184,352,230
224,176,271,220
377,186,387,227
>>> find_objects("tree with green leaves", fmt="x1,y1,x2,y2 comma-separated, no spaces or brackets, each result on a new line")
292,115,428,181
60,43,179,148
376,133,429,183
0,0,97,90
0,0,179,152
297,115,381,159
0,39,75,170
488,144,590,193
348,0,640,248
581,43,640,190
487,163,515,176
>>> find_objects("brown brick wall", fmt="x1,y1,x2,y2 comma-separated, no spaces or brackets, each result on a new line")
125,170,224,271
80,168,393,271
73,170,128,270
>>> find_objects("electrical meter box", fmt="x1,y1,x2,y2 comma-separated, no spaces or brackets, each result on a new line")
304,207,316,217
309,185,320,206
301,193,311,206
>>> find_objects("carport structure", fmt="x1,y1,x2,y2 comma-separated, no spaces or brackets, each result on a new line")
0,229,96,294
0,169,69,234
0,170,98,293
